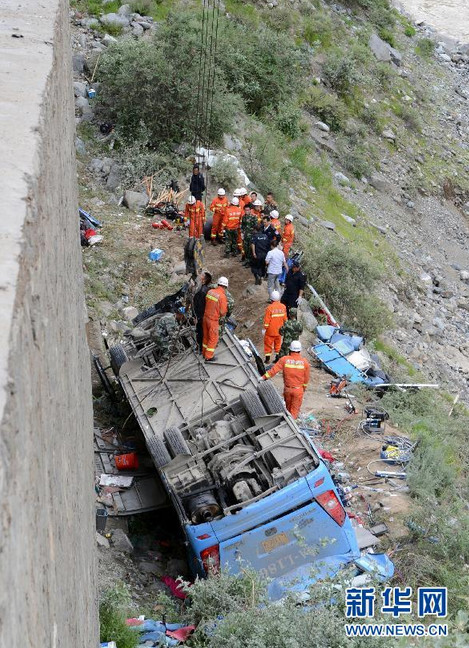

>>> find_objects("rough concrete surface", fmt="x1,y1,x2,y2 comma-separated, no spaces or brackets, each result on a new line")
0,0,98,645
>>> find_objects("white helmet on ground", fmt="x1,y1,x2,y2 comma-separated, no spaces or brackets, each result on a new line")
285,214,293,221
218,276,229,287
270,209,279,219
233,188,243,197
188,196,196,205
253,199,263,207
218,188,226,196
231,197,239,206
290,340,302,352
271,290,281,301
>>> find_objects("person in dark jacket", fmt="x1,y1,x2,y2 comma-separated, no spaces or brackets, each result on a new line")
192,270,212,351
189,164,206,201
281,261,306,314
262,215,281,244
251,225,271,285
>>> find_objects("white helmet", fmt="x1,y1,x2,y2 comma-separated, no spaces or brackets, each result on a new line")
240,187,247,195
188,196,196,205
290,340,302,352
217,188,226,196
233,188,242,197
270,209,279,219
271,290,281,301
285,214,293,221
231,197,239,206
218,276,229,287
253,199,262,207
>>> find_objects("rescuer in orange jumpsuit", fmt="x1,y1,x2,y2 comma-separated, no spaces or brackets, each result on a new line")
210,188,228,244
261,340,310,419
262,290,287,363
185,196,205,239
251,199,263,224
282,214,295,258
269,209,281,234
223,197,243,256
202,276,229,361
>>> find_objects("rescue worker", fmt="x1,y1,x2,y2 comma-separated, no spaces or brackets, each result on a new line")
223,197,243,257
202,276,229,361
263,192,278,217
238,187,249,210
210,188,228,244
279,307,303,358
151,313,178,359
262,290,287,363
282,214,295,259
281,260,306,315
240,204,258,265
192,270,212,352
251,224,271,285
185,195,205,239
251,198,263,224
261,340,310,419
189,164,205,201
270,209,281,233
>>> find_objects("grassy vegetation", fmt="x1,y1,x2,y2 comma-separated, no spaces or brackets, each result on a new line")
99,583,138,648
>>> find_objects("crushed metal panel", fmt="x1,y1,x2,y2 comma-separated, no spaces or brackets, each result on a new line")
120,330,260,438
110,475,169,516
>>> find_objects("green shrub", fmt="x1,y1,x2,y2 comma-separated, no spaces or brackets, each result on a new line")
416,37,435,58
209,156,240,189
299,238,393,338
303,12,337,48
129,0,152,15
115,143,187,187
302,86,349,131
378,27,396,47
97,15,240,148
271,102,303,139
404,24,416,37
322,50,361,95
99,584,138,648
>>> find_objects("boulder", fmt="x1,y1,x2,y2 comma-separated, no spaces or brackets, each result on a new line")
341,213,356,225
102,33,118,46
73,81,88,97
111,528,134,553
382,128,396,142
75,96,93,117
460,270,469,283
123,190,148,210
369,33,402,66
118,3,132,15
72,54,86,73
320,220,336,231
334,172,350,186
369,174,392,193
75,137,86,155
297,215,311,228
100,12,130,28
101,157,114,176
139,21,152,30
89,158,104,173
316,121,330,132
122,306,139,321
106,164,121,191
131,22,144,37
96,532,110,549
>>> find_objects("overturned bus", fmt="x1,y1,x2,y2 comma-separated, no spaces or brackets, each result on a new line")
108,289,393,600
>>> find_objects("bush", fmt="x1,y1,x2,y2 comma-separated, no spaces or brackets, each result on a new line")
299,238,393,338
99,584,138,648
404,24,416,37
303,86,349,131
271,102,304,139
209,156,240,189
98,14,240,148
115,143,187,187
416,37,435,58
322,50,361,95
378,27,396,47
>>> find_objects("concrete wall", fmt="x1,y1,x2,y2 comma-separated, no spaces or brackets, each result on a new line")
0,0,98,645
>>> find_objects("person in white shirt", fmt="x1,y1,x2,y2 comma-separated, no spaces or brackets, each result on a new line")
265,239,288,298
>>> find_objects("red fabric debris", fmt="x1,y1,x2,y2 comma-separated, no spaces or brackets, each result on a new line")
166,625,196,641
161,575,188,599
318,449,336,463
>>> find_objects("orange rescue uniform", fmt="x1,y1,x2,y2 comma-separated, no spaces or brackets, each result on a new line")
202,286,228,359
263,301,287,356
210,196,228,240
263,352,310,419
185,200,206,239
282,221,295,258
252,208,263,224
270,217,281,232
222,205,243,232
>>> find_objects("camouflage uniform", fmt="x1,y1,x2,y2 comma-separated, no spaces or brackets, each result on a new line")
151,313,178,358
241,213,258,261
278,308,303,358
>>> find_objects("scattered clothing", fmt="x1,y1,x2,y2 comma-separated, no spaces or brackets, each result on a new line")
161,575,188,600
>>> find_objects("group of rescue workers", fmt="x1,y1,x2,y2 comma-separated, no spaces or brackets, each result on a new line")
186,165,311,420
